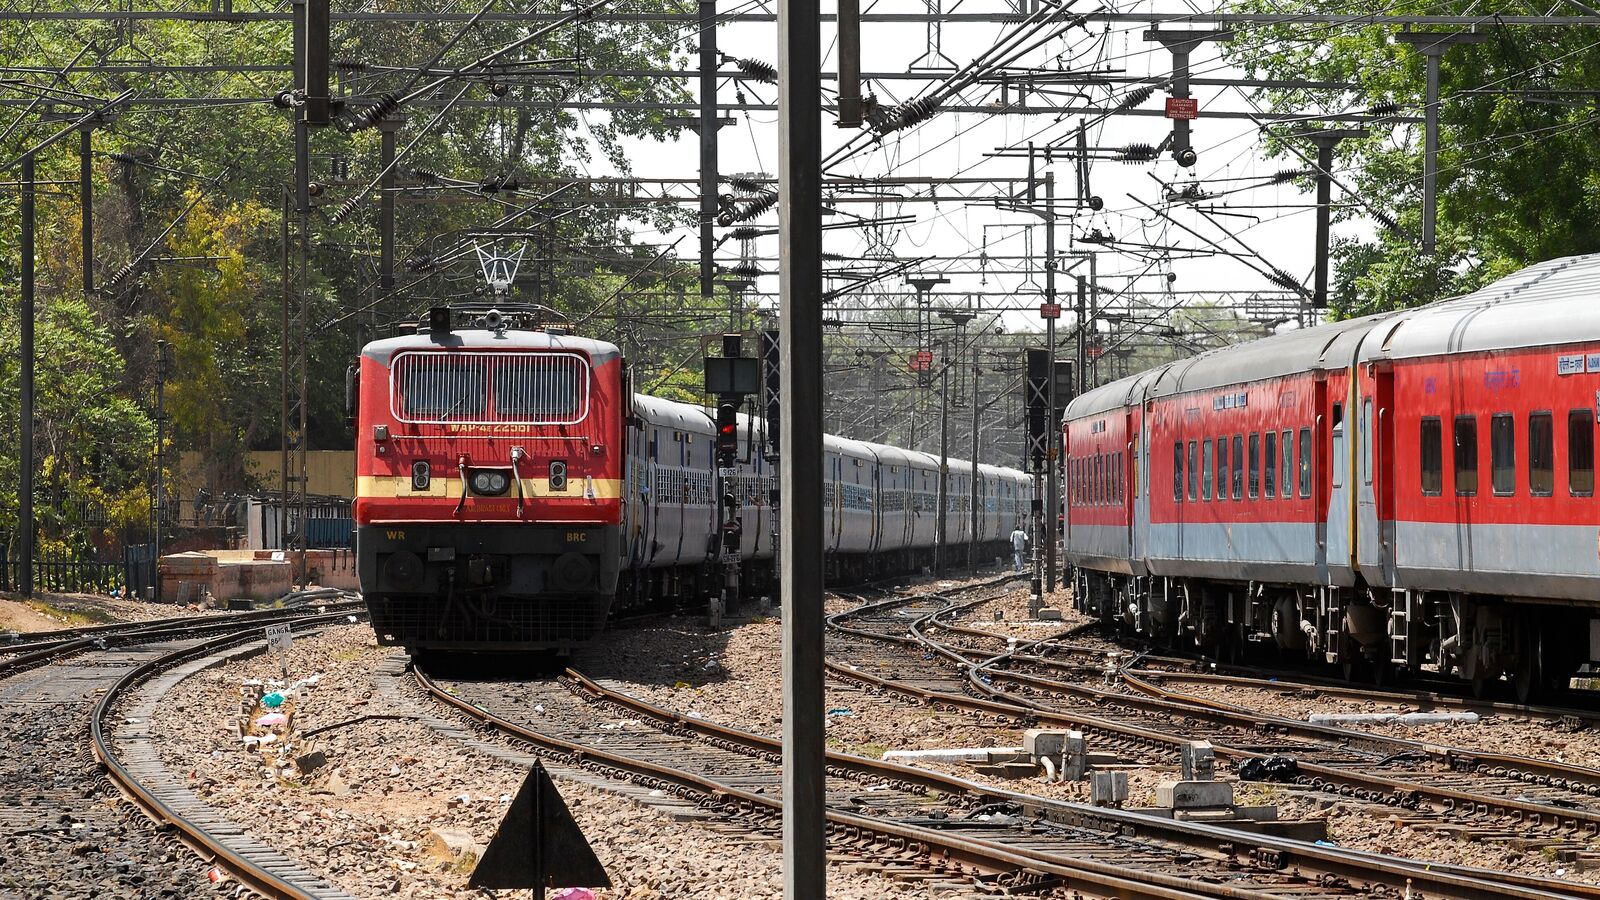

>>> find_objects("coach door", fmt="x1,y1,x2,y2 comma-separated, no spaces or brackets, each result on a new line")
1126,411,1140,565
1356,365,1395,582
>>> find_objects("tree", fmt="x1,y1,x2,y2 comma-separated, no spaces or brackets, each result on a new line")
1224,2,1600,317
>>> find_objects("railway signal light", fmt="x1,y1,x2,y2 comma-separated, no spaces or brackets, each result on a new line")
716,401,739,461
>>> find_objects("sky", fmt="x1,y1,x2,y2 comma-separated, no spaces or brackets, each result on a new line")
568,0,1383,345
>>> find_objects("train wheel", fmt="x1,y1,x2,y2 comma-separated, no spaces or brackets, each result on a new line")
1512,631,1542,705
1469,665,1495,700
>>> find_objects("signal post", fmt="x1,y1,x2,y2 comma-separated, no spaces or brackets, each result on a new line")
705,334,759,626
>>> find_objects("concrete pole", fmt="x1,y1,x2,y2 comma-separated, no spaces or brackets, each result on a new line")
1044,173,1058,595
968,339,980,569
79,127,93,295
777,0,825,888
699,0,719,299
378,118,400,292
935,363,949,574
1393,31,1487,255
19,153,34,598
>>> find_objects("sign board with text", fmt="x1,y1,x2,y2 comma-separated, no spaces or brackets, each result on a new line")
1165,97,1198,120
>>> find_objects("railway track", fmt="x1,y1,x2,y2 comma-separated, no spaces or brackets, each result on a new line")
412,600,1592,899
75,602,367,900
825,581,1600,870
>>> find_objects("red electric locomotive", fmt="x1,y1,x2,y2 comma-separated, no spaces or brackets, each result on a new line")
1065,254,1600,699
352,307,628,651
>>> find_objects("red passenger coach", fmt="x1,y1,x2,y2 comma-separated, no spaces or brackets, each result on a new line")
1064,255,1600,699
353,309,627,652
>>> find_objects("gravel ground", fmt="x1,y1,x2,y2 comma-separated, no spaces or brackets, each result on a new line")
148,625,986,899
590,588,1600,887
0,657,218,898
0,592,202,633
1147,677,1600,769
1233,783,1600,885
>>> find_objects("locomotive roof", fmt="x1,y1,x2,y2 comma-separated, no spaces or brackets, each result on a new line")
361,327,623,366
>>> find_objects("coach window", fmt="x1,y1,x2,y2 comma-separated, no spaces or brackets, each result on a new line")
1173,443,1184,501
1419,417,1443,496
1571,410,1595,496
1248,433,1261,498
1491,413,1515,496
1202,440,1214,500
1231,435,1244,499
1280,430,1293,498
1361,399,1373,485
1529,412,1554,497
1264,431,1278,498
1115,453,1123,502
1216,437,1228,501
1298,427,1312,497
1454,416,1478,495
1187,440,1199,501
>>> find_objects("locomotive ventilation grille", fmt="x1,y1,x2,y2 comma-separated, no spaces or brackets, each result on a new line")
372,592,609,645
390,350,590,426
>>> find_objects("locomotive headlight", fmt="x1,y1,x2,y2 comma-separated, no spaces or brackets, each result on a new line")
468,468,511,496
549,460,568,491
411,460,430,490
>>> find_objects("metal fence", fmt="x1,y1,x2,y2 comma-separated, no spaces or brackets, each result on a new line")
0,542,154,597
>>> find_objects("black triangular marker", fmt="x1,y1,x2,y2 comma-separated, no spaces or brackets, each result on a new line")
469,761,611,893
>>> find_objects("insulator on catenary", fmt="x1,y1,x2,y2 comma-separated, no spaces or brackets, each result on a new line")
731,192,778,223
413,169,444,183
725,175,766,194
1116,84,1157,111
344,93,399,131
727,226,764,241
727,261,764,278
1367,100,1400,117
1268,268,1302,291
107,263,136,286
1375,209,1404,234
334,60,368,71
328,195,364,225
1118,143,1157,163
109,151,143,165
1271,168,1313,184
406,254,436,273
734,58,777,83
870,96,940,135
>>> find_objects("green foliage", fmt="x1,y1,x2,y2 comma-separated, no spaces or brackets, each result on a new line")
0,3,719,529
1224,2,1600,316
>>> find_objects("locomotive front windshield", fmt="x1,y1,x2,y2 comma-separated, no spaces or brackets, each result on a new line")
392,351,590,425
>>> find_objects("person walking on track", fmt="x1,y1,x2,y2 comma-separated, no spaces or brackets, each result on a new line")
1010,526,1028,574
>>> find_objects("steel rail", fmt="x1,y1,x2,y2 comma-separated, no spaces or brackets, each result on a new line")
89,609,364,900
0,596,364,680
828,585,1600,887
0,588,356,652
892,603,1600,837
414,650,1598,900
414,666,1340,900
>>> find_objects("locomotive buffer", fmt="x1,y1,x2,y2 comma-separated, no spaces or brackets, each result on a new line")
705,335,761,626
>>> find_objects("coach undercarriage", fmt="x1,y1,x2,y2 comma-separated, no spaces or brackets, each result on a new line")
1075,568,1589,702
